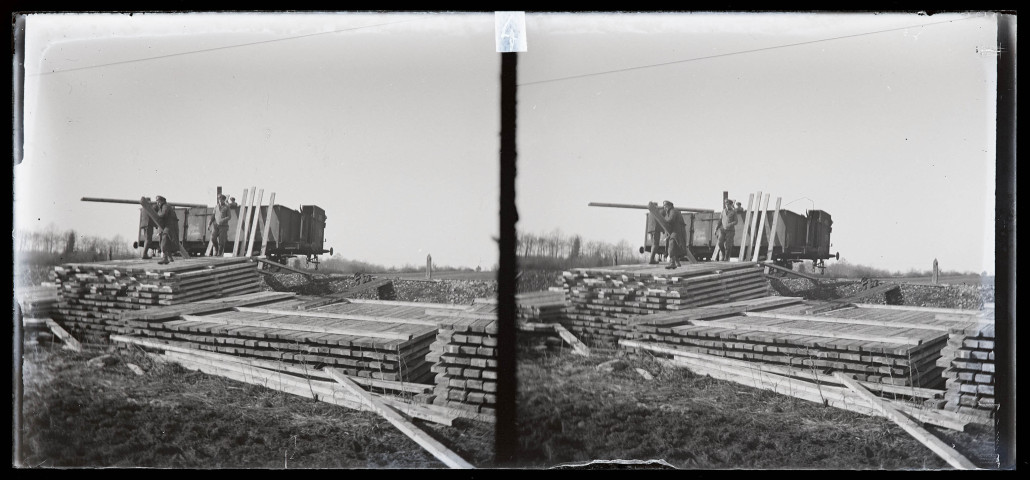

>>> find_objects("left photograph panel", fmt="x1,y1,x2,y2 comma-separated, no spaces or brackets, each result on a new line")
13,12,500,469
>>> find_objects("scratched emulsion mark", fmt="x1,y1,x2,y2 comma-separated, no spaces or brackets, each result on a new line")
495,11,527,53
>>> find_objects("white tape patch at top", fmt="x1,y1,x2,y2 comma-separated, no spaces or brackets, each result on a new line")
495,11,527,52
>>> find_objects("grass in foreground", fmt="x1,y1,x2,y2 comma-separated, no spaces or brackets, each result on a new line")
17,336,494,469
514,336,997,470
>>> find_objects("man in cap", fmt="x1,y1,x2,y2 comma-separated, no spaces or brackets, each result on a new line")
717,198,738,261
648,200,686,269
211,194,232,255
154,195,180,264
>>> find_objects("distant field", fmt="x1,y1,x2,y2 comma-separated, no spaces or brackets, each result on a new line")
871,275,993,286
371,271,497,281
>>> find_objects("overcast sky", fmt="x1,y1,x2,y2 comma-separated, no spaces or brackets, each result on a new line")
516,12,999,275
14,12,1001,274
15,12,500,270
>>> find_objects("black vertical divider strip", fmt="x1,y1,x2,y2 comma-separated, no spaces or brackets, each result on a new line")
495,51,518,466
993,13,1016,470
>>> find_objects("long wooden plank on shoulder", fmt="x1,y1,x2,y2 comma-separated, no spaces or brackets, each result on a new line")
834,373,978,469
234,306,439,327
180,314,412,340
323,368,474,469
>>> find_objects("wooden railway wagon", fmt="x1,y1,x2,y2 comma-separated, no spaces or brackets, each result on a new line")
133,204,331,263
639,208,837,269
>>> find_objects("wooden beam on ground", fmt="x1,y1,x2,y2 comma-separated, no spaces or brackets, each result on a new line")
751,193,770,262
854,304,983,315
346,298,469,310
294,279,393,310
737,193,756,261
805,285,901,314
626,341,965,431
741,311,956,332
110,334,431,394
761,261,822,283
117,291,297,321
179,314,413,340
156,351,454,425
44,318,82,352
423,310,495,320
552,323,591,356
260,192,276,257
834,372,979,469
231,189,249,257
688,317,928,345
254,257,313,277
244,188,264,257
234,306,439,326
323,368,475,469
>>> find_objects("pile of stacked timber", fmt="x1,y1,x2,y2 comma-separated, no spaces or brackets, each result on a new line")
623,299,954,388
938,310,996,424
426,313,499,420
561,262,771,346
52,257,261,338
469,291,565,323
15,284,59,318
116,294,439,384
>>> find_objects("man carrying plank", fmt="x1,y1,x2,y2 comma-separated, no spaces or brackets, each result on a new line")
153,195,180,265
647,200,687,270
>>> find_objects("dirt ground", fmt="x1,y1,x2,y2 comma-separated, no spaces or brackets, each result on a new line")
512,269,1001,469
15,272,498,469
513,338,998,469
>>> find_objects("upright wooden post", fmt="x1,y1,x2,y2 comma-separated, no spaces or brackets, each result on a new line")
245,189,264,257
763,197,782,271
236,187,256,256
712,192,728,261
932,259,939,285
231,189,249,257
743,190,763,261
751,194,771,262
426,254,432,280
738,193,757,261
260,192,276,257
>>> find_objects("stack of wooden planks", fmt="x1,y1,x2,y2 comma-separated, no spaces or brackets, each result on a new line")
470,291,566,323
623,299,959,388
937,309,997,424
52,257,262,338
116,294,445,384
426,312,499,421
15,284,59,318
561,262,772,346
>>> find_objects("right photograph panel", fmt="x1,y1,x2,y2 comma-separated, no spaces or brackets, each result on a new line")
513,12,1002,470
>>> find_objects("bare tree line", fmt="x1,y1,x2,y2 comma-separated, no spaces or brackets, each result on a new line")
15,224,135,260
517,228,637,265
